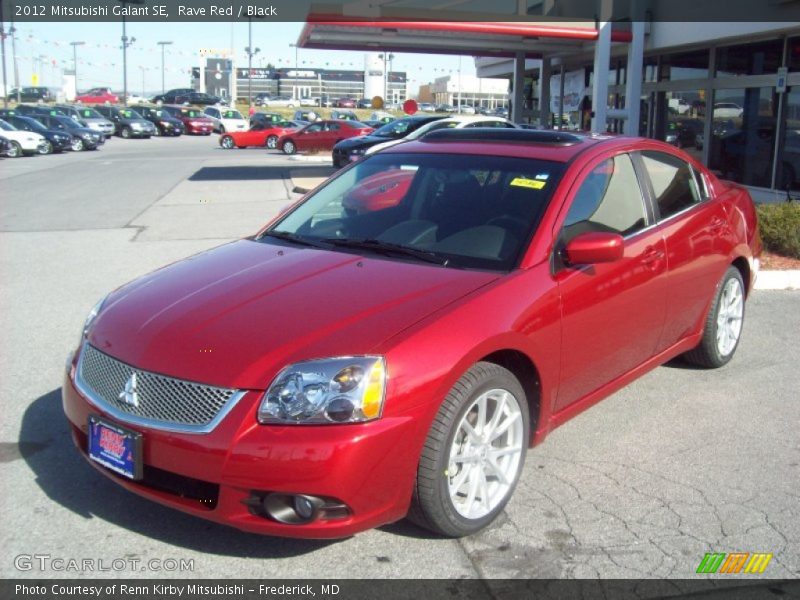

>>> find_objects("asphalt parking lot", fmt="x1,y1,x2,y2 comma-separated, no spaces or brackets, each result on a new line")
0,134,798,582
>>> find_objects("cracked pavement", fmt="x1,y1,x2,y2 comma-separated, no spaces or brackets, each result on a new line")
1,136,798,586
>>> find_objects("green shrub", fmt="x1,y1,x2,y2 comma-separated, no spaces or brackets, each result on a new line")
757,202,800,259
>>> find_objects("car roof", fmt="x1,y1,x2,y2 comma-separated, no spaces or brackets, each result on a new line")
382,128,629,163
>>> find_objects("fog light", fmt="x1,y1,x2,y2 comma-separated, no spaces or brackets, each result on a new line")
294,495,315,520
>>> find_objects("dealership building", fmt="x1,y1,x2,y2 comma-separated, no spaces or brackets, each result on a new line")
299,13,800,201
192,53,408,106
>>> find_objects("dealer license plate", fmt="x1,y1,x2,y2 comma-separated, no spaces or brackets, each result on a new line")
88,416,143,480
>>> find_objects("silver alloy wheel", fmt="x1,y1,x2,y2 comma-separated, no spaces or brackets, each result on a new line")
221,136,234,149
267,135,278,149
7,141,22,157
39,141,53,155
447,388,524,519
71,138,84,152
121,127,130,139
716,277,744,357
283,140,296,155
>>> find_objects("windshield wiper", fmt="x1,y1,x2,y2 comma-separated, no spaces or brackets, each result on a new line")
322,238,448,266
261,230,328,249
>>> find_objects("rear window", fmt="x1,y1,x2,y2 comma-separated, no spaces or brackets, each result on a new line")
267,153,564,272
640,151,703,220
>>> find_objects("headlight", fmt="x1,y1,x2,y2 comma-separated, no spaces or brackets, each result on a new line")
81,295,108,343
161,121,172,128
81,133,94,140
258,357,386,424
665,134,677,143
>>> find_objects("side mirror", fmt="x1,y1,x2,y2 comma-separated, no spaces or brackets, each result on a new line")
564,232,624,265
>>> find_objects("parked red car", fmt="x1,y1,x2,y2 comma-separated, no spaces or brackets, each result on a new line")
342,168,415,214
161,105,214,135
75,87,119,105
278,120,373,155
63,129,759,540
334,97,357,108
219,121,301,150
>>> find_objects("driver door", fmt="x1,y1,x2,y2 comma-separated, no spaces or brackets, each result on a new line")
553,153,668,412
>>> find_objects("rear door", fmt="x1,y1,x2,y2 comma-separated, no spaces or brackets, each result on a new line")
553,152,668,411
635,150,731,352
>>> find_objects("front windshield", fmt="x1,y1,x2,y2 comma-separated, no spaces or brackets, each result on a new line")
22,118,46,131
78,108,104,119
119,109,143,119
263,153,563,272
55,116,81,129
0,119,16,131
221,110,243,119
181,109,201,118
373,119,417,138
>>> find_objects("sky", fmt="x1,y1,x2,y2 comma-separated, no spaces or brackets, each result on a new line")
4,21,478,96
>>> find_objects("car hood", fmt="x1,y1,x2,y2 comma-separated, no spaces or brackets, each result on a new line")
3,130,44,142
89,240,498,389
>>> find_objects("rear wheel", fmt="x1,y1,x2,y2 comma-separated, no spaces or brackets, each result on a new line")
7,141,22,158
409,362,529,537
282,140,296,155
684,266,745,368
220,135,235,149
266,135,278,149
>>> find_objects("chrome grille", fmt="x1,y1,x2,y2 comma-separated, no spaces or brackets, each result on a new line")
78,344,240,430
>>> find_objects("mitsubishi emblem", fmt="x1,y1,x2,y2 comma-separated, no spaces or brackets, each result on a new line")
119,373,140,408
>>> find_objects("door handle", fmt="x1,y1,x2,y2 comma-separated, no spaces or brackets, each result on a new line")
641,246,665,268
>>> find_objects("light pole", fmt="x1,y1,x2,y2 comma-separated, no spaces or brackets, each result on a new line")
70,41,85,93
9,14,19,104
157,41,172,94
289,43,298,99
118,1,143,106
245,19,261,108
0,1,7,108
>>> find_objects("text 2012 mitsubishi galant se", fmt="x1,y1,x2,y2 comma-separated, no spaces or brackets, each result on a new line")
63,129,760,538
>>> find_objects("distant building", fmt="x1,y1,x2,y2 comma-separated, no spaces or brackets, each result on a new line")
428,75,509,109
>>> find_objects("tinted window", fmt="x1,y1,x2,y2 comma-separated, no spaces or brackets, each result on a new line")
563,154,647,240
641,151,702,220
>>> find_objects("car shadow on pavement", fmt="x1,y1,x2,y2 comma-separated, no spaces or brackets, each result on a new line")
188,166,292,181
21,389,339,557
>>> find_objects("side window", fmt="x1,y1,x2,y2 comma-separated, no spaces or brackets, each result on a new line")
306,124,323,133
326,123,341,132
641,151,702,220
562,154,647,241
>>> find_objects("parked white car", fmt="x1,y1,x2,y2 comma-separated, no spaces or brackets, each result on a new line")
365,116,517,156
203,106,247,134
0,118,48,157
255,94,297,108
713,102,744,119
125,94,148,106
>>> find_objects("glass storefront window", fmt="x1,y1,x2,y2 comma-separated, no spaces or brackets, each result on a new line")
659,50,709,81
709,87,778,187
661,90,706,163
777,87,800,191
716,39,783,77
790,38,800,72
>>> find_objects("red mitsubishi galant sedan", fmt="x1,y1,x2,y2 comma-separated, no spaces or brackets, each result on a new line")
63,129,760,539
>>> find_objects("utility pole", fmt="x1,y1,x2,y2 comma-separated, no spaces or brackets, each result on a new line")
118,1,143,106
245,20,260,108
289,43,298,99
70,41,85,93
158,41,172,94
10,12,19,104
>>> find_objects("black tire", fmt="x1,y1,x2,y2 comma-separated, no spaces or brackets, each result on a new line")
7,141,22,158
266,135,278,149
120,127,131,139
408,362,530,537
220,135,235,149
282,140,296,155
71,138,84,152
38,141,53,155
684,266,746,368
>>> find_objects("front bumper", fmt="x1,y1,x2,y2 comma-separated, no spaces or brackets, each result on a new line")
62,356,419,538
185,123,213,135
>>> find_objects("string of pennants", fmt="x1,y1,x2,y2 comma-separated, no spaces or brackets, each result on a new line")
12,27,464,80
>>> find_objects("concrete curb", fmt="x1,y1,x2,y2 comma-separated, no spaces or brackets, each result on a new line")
287,155,333,164
755,270,800,291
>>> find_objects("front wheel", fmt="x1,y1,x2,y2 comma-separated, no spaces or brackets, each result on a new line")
120,127,131,139
684,266,745,368
409,362,529,537
7,141,22,158
38,141,53,155
282,140,296,155
71,138,85,152
266,135,278,149
220,135,235,149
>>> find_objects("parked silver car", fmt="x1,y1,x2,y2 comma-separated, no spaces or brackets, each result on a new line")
56,105,116,138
